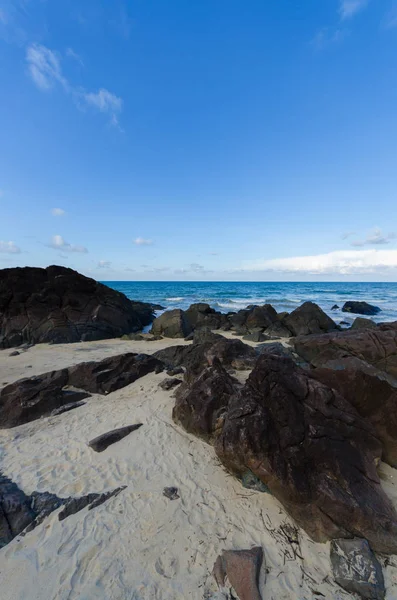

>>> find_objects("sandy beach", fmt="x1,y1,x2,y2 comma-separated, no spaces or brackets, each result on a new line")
1,335,397,599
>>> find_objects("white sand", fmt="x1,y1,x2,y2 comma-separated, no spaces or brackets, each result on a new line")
1,337,397,599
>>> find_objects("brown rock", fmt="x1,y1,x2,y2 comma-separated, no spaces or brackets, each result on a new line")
213,547,263,600
283,301,338,336
150,309,192,338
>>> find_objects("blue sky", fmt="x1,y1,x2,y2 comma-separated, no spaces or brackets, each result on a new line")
1,0,397,281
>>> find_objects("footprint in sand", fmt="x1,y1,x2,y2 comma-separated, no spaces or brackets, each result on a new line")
154,553,179,579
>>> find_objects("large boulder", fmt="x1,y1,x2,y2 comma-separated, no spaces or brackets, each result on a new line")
351,317,377,330
283,301,338,336
150,309,192,338
342,301,381,316
184,303,228,330
229,305,278,332
180,353,397,553
0,265,157,348
294,328,397,379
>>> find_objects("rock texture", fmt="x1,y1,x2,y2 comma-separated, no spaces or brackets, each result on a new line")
0,265,157,348
150,309,192,338
88,424,143,452
331,538,385,600
351,317,377,330
283,301,338,336
184,303,228,330
342,301,381,316
0,353,163,428
213,547,263,600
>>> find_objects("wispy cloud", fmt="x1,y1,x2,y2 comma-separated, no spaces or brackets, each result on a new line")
311,28,347,50
339,0,369,19
97,260,111,268
134,237,153,246
66,47,84,67
51,207,66,217
0,240,21,254
241,248,397,275
48,234,88,253
351,227,396,247
26,44,123,128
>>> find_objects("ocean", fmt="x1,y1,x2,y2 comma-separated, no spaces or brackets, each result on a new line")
104,281,397,324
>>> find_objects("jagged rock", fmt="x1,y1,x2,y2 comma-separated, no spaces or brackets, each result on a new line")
88,424,143,452
232,326,249,336
192,328,224,345
229,310,250,329
173,359,238,441
243,332,269,343
331,304,340,310
68,353,163,394
166,366,184,376
0,265,156,347
245,305,278,330
59,487,126,519
184,303,228,330
283,301,338,336
0,472,35,547
351,317,377,330
211,354,397,552
159,378,182,391
264,320,292,338
150,309,192,338
342,301,381,316
331,538,385,600
213,546,263,600
50,399,87,416
294,328,397,379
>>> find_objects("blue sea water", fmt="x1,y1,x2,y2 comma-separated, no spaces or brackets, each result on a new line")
104,281,397,324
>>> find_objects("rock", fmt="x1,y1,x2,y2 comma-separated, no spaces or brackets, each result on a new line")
9,351,20,357
88,424,143,452
59,487,126,519
241,471,270,493
264,320,292,338
283,301,338,336
185,303,227,330
68,353,164,394
294,328,397,379
331,304,340,310
121,333,144,341
331,538,385,600
351,317,377,330
0,265,156,348
173,359,238,441
192,328,224,345
50,400,87,416
206,338,257,371
150,309,192,338
342,301,381,316
184,332,194,341
163,487,180,500
212,547,263,600
159,378,182,391
211,353,397,552
245,305,278,330
278,311,289,321
0,472,35,548
255,342,294,358
232,326,249,336
243,332,269,343
340,321,350,326
229,310,250,329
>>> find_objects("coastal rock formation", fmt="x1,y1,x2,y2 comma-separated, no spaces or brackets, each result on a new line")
283,301,338,336
351,317,377,330
213,547,263,600
184,303,229,330
0,353,163,428
150,309,192,338
229,304,278,333
88,424,143,452
0,265,157,348
342,301,381,316
173,352,397,553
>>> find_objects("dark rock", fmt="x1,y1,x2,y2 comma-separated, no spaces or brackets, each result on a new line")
278,311,289,321
241,471,270,493
0,472,35,547
212,354,397,552
232,326,249,336
342,301,381,316
184,332,194,341
150,309,192,338
331,538,385,600
0,265,156,348
340,321,350,326
173,359,238,441
331,304,340,310
68,353,164,394
192,328,223,345
243,332,269,343
206,338,257,371
283,301,338,336
185,303,228,330
264,320,292,338
229,310,250,329
166,366,184,376
245,305,278,330
163,487,180,500
256,342,293,358
294,328,397,379
87,487,126,511
121,333,144,341
159,378,182,391
88,424,143,452
50,399,87,417
9,351,20,357
351,317,377,330
213,547,263,600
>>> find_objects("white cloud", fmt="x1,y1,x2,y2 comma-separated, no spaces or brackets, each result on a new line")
26,44,68,91
66,47,84,66
241,249,397,275
0,240,21,254
134,237,153,246
339,0,369,19
82,88,123,128
351,227,396,247
25,44,123,128
51,207,66,217
48,234,88,253
97,260,111,268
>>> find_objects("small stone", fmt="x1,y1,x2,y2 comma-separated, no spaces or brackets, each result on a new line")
331,304,340,310
241,471,270,493
163,487,180,500
88,424,143,452
159,378,182,391
167,367,184,376
9,351,20,357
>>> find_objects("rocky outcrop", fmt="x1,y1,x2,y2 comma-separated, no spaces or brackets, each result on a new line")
229,305,278,333
0,265,157,348
213,547,263,600
184,303,228,330
0,353,163,428
173,352,397,553
150,309,192,338
342,301,381,316
283,301,338,336
351,317,377,330
264,320,292,338
88,424,143,452
331,538,385,599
